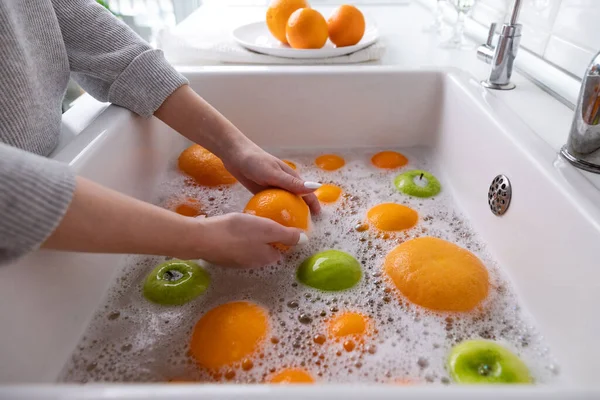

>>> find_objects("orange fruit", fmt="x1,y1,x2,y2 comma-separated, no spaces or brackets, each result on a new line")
327,311,370,340
371,151,408,169
283,160,297,170
173,198,203,217
315,154,345,171
266,0,309,44
178,145,236,187
268,368,315,384
384,237,490,312
314,184,342,203
244,188,310,230
367,203,418,232
190,301,268,370
327,5,365,47
286,8,329,49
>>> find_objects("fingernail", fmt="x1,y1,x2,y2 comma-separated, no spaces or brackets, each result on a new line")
304,181,322,189
297,233,309,245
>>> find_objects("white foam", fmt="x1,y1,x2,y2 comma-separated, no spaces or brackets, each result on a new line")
59,147,560,384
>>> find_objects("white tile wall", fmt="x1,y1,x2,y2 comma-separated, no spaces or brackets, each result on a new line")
469,0,600,79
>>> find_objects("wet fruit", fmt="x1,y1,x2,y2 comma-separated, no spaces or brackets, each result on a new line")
448,340,532,384
394,170,441,198
297,249,362,291
143,260,210,306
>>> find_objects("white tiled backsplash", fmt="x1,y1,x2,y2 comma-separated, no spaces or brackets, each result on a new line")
472,0,600,78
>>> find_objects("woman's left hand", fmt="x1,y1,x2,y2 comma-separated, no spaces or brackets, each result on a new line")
223,142,321,214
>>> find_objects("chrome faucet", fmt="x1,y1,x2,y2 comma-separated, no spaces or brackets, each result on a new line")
477,0,523,90
560,51,600,173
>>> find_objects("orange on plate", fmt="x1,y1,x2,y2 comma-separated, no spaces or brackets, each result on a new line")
315,154,345,171
384,237,490,312
266,0,310,44
190,301,268,370
367,203,418,232
327,5,365,47
244,188,310,230
371,151,408,169
268,368,315,384
314,184,342,203
178,145,236,187
286,8,329,49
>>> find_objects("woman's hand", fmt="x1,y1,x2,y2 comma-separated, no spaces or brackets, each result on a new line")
222,142,321,214
181,213,306,268
154,86,321,214
44,178,306,268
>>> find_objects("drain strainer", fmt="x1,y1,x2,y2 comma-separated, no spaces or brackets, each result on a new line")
488,175,511,216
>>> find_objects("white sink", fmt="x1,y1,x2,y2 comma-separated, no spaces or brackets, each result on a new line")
2,67,600,399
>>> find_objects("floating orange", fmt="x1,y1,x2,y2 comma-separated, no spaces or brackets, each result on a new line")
315,154,345,171
367,203,418,232
268,368,315,384
314,184,343,203
371,151,408,169
189,301,268,370
384,237,490,312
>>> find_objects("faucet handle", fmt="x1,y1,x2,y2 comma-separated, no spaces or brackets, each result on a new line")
485,23,497,47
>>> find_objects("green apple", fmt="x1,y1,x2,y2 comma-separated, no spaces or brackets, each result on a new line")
296,250,362,291
143,260,210,306
447,340,533,384
394,170,441,198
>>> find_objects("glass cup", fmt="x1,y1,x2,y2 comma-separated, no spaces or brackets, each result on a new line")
439,0,477,50
423,0,446,34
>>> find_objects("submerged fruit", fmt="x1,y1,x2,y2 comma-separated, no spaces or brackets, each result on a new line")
315,154,345,171
384,237,489,312
190,301,268,370
447,340,533,384
268,368,315,383
297,250,362,291
367,203,418,232
314,184,343,203
371,151,408,169
143,260,210,306
394,170,441,198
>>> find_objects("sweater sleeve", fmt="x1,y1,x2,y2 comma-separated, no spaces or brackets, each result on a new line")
0,144,76,265
51,0,188,117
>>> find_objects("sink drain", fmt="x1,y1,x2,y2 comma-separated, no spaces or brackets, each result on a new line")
488,175,511,216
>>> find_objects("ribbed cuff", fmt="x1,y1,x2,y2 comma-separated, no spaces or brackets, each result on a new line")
0,146,76,265
108,49,189,118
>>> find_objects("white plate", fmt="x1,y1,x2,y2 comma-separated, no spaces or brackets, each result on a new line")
232,21,379,59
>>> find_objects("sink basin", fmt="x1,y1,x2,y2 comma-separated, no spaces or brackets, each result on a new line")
2,66,600,398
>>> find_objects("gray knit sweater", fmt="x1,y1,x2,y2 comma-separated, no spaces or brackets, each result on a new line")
0,0,188,264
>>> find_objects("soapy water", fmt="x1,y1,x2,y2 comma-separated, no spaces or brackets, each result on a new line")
59,147,560,384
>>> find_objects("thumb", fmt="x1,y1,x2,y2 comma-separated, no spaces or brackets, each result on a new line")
260,220,308,246
272,170,321,195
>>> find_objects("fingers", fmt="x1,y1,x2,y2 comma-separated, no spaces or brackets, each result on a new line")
256,217,307,247
275,162,322,194
302,192,321,214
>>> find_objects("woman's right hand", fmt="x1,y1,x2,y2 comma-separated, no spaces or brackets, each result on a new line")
180,213,306,268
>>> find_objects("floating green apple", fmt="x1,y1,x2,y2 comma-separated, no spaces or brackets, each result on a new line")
143,260,210,306
447,340,533,384
296,250,362,291
394,170,441,198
